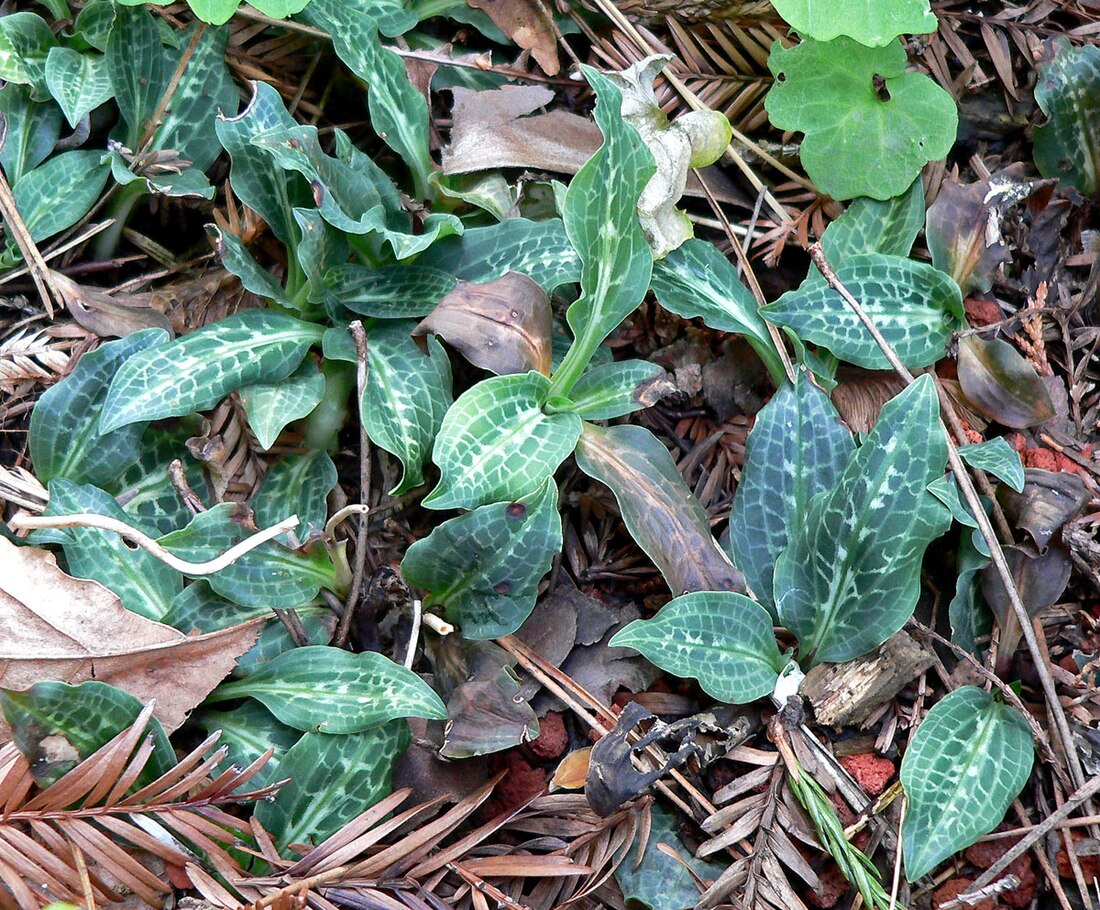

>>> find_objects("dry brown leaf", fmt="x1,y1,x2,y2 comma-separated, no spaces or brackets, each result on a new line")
0,537,262,737
466,0,559,75
51,271,175,339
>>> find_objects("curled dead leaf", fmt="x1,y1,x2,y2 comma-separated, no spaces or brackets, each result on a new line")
50,270,175,339
0,537,262,737
468,0,559,76
415,271,553,376
550,747,592,791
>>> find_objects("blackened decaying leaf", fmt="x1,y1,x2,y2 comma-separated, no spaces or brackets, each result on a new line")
957,334,1056,429
981,542,1072,662
997,468,1090,549
586,701,699,817
925,168,1048,295
441,665,540,759
415,271,553,376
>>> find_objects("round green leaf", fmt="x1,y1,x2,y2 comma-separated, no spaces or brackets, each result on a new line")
901,686,1033,880
771,0,936,46
210,645,446,733
609,592,785,704
765,37,957,200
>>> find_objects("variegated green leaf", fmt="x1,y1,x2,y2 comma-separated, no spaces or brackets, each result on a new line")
901,687,1033,880
324,263,456,319
424,371,582,511
215,80,308,248
610,592,785,704
30,329,169,488
362,322,453,495
575,423,741,594
11,150,110,243
210,645,446,732
959,438,1025,493
106,5,168,148
551,66,655,397
1,681,175,788
761,254,964,370
29,480,181,620
0,84,61,184
775,376,951,666
255,721,409,850
195,701,300,790
74,0,116,52
0,13,57,99
649,238,785,385
728,369,854,617
99,310,325,433
402,480,561,638
293,207,349,310
164,581,332,678
299,0,433,198
158,503,339,609
419,218,580,292
948,532,991,655
252,452,338,544
1033,40,1100,194
820,177,926,263
569,359,669,420
207,225,290,306
44,47,113,128
114,430,206,536
239,359,325,450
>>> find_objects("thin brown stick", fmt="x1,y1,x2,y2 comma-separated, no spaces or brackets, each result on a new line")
334,321,371,649
808,242,1088,795
8,512,299,575
0,164,62,317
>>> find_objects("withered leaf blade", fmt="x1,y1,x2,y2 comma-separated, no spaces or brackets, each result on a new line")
957,334,1056,429
980,542,1071,660
0,538,261,737
415,271,553,377
574,422,743,595
925,169,1043,295
550,747,592,791
997,467,1090,549
50,270,175,339
440,665,539,759
467,0,559,76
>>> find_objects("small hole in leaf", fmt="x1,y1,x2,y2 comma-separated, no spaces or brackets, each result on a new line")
776,71,787,83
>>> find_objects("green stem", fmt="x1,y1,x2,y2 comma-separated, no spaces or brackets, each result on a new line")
93,183,146,261
548,331,598,400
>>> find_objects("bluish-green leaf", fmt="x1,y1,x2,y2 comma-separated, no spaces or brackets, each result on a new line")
649,238,784,384
158,503,339,609
99,310,325,433
299,0,432,198
195,701,300,790
30,329,169,488
901,686,1033,880
30,480,181,620
775,376,951,666
210,645,446,732
106,5,168,149
959,438,1025,493
207,225,290,306
11,150,110,243
402,479,561,638
44,47,113,128
552,66,655,396
820,178,926,263
251,452,338,545
424,371,582,511
419,218,580,292
728,369,854,617
1033,40,1100,194
239,359,326,450
761,253,964,370
948,532,991,655
0,84,62,184
610,592,785,704
293,207,349,309
362,322,452,494
0,681,175,788
215,80,308,248
255,721,409,850
114,429,206,536
0,13,57,99
74,0,116,52
324,263,456,319
569,359,668,420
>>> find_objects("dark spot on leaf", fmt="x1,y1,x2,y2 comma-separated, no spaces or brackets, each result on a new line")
288,138,300,149
494,580,512,595
872,74,890,102
505,502,526,520
311,181,325,206
776,71,787,83
1059,158,1072,173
